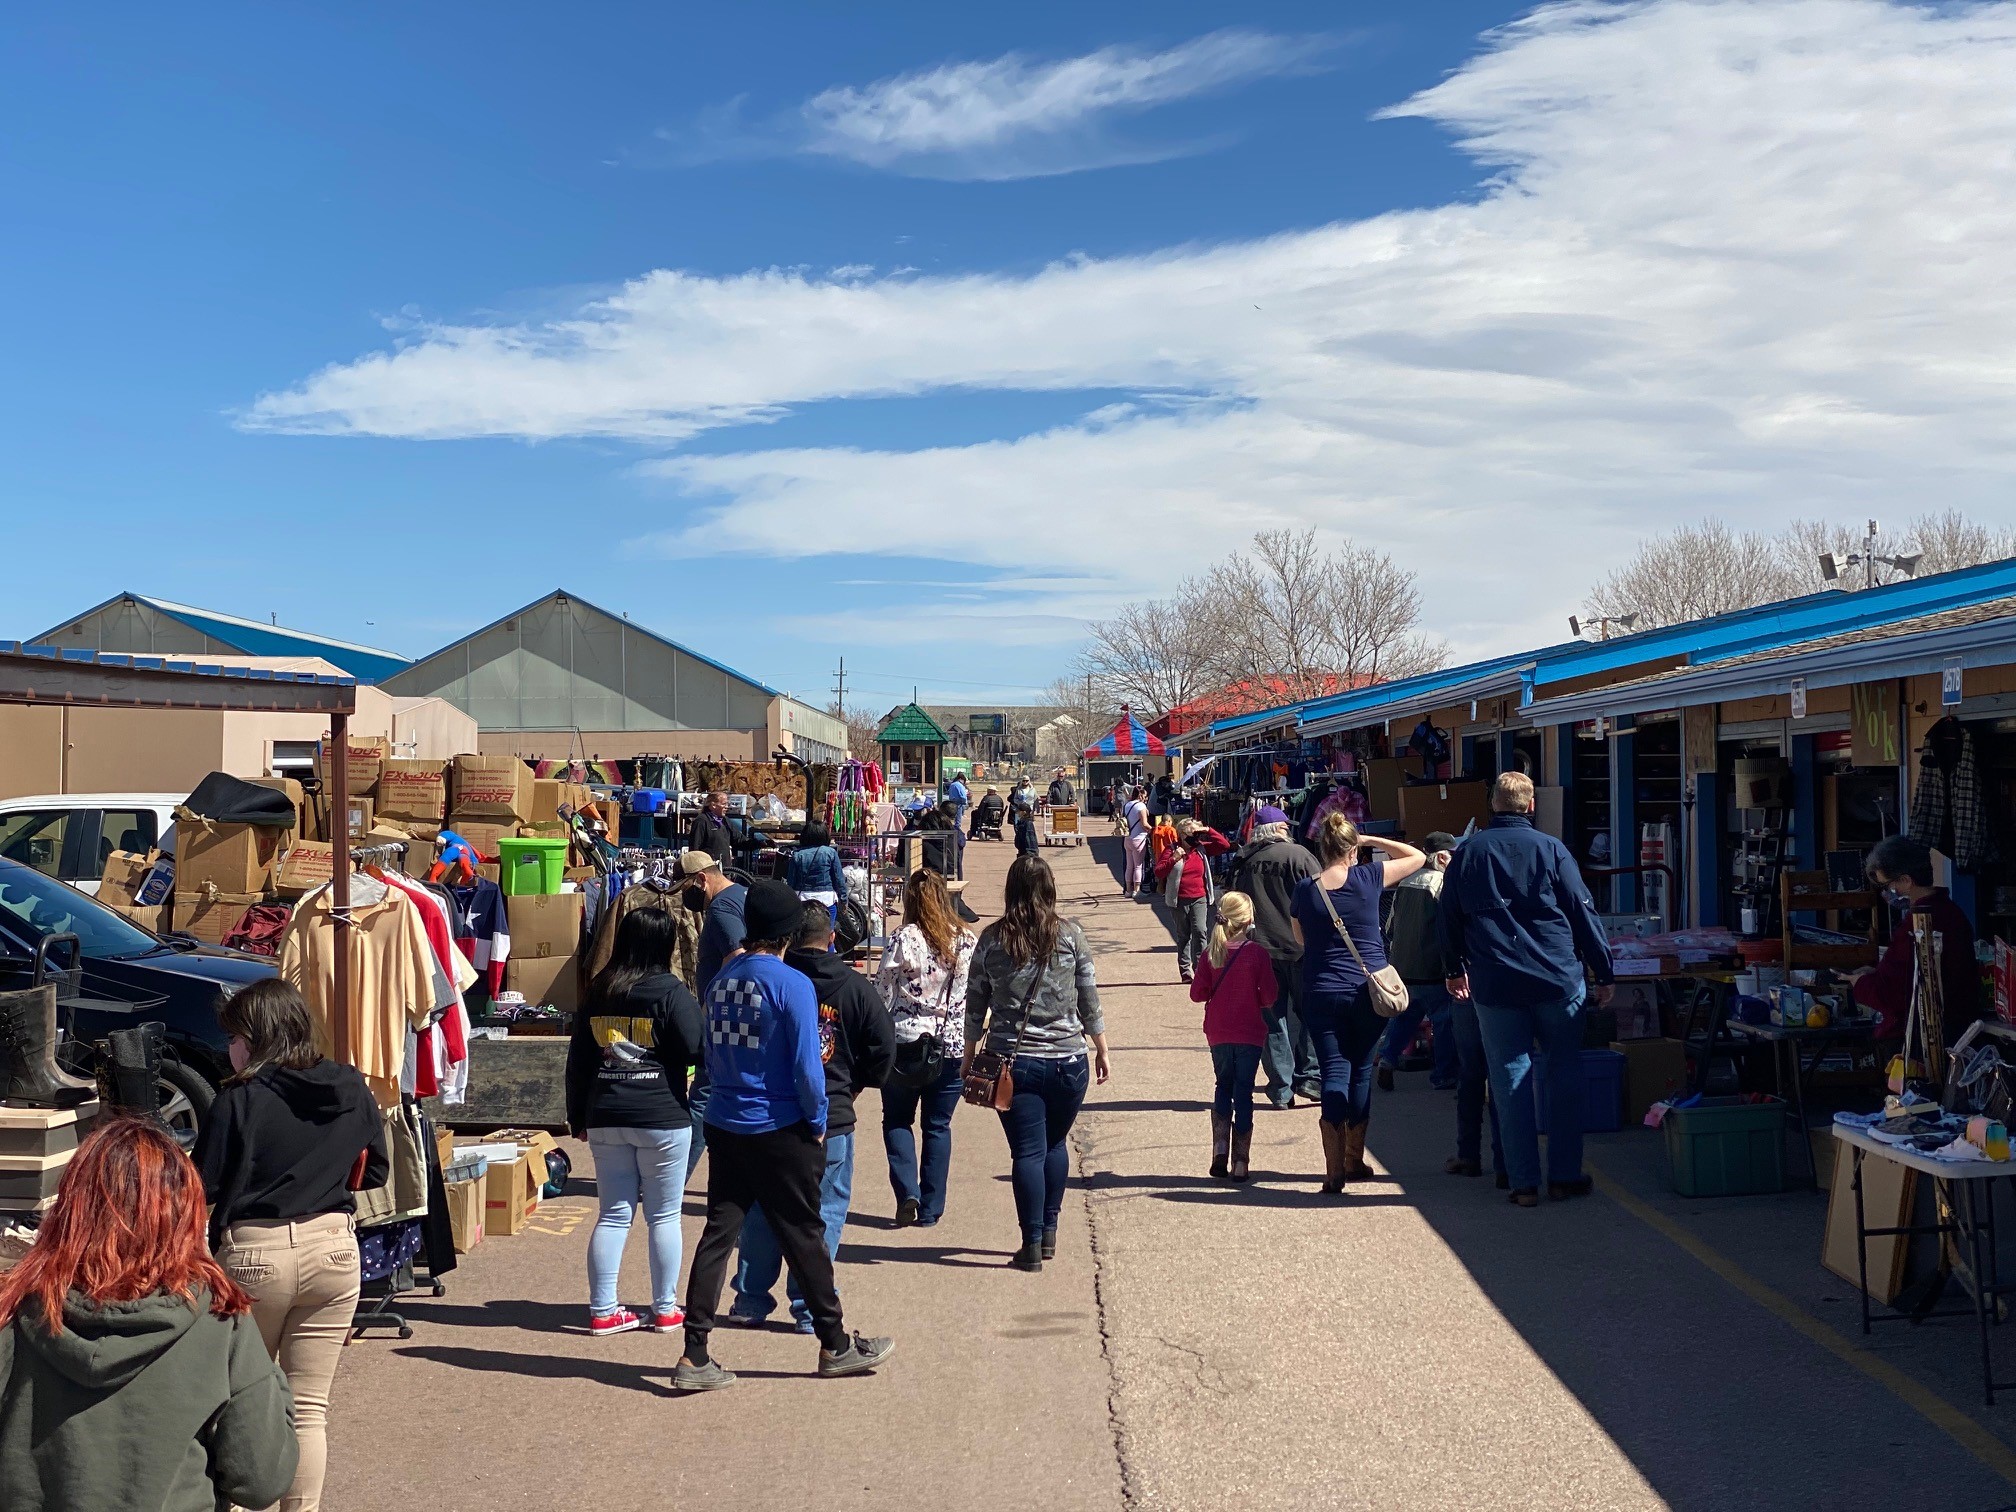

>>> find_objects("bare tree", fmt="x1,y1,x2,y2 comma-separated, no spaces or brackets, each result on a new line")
826,700,884,759
1078,583,1226,717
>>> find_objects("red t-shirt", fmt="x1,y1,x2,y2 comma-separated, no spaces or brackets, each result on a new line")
1190,940,1277,1046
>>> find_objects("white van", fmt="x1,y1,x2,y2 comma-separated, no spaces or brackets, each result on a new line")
0,794,183,895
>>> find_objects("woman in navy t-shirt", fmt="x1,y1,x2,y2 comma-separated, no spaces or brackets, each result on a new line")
1291,813,1424,1194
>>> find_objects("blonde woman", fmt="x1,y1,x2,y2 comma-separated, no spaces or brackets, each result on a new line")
1188,891,1276,1181
1289,813,1424,1193
875,869,977,1228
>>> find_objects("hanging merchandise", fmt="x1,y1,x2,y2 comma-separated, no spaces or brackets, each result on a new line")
1640,822,1673,929
444,873,512,997
1909,716,1988,871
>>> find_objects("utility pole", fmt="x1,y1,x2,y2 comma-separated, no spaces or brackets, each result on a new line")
830,656,846,719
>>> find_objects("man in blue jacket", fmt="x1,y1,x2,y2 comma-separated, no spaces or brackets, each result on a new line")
1438,772,1614,1206
676,880,895,1390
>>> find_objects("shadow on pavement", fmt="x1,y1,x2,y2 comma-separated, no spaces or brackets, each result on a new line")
392,1346,676,1394
839,1241,1017,1269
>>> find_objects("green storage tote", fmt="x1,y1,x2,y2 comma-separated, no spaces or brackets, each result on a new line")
1663,1096,1787,1197
497,836,568,896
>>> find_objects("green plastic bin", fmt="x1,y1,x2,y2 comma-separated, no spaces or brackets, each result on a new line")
1663,1096,1787,1197
497,836,568,896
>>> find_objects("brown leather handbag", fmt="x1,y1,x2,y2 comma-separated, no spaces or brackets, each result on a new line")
963,967,1042,1110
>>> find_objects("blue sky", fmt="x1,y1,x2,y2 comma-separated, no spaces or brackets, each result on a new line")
6,3,2016,714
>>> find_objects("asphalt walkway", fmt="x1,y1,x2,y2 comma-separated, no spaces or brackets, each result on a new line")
325,829,2016,1511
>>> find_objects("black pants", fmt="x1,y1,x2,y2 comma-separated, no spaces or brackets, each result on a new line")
683,1122,847,1355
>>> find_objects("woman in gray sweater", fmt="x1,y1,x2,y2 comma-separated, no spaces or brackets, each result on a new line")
965,855,1111,1272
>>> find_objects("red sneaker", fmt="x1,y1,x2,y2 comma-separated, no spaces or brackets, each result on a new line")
644,1307,686,1332
589,1307,643,1337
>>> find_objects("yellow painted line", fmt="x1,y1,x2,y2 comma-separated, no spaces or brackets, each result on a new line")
1590,1167,2016,1489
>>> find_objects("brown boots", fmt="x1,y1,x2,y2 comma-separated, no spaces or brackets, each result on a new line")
1228,1126,1252,1183
1318,1120,1374,1193
1210,1114,1231,1179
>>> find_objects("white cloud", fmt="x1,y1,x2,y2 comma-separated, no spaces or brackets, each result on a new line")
243,0,2016,660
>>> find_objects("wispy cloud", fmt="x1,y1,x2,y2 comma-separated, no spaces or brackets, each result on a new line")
242,1,2016,658
670,30,1328,180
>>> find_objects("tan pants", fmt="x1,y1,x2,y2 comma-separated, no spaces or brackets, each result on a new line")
220,1211,361,1512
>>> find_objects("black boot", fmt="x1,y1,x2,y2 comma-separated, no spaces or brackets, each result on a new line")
96,1022,166,1116
0,985,95,1109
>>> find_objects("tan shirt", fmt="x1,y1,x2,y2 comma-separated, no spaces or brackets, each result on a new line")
280,885,439,1107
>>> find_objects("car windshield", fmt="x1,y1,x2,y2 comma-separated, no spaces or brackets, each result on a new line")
0,861,161,960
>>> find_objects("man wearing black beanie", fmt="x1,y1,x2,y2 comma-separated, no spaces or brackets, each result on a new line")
675,879,895,1390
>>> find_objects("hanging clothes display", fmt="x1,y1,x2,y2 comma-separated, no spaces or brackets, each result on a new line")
444,875,512,997
1909,716,1988,871
384,871,477,1105
279,877,440,1108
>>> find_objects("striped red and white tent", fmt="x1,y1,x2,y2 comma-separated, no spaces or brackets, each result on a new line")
1084,706,1165,758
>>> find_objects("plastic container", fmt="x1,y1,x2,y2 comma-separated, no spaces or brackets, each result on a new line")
497,836,568,896
1533,1048,1626,1133
1663,1096,1787,1196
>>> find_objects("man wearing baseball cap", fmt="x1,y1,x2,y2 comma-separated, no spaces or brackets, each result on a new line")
676,879,895,1391
1232,806,1323,1108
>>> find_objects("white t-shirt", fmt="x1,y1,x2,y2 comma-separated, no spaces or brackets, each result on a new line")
1125,799,1149,839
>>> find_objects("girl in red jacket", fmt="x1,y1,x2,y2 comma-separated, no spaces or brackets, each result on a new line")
1189,891,1277,1182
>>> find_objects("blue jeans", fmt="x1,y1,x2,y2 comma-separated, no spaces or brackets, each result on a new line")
1262,956,1321,1103
1476,984,1587,1191
1305,987,1381,1127
1210,1043,1263,1131
731,1131,855,1329
683,1073,711,1188
1377,984,1461,1084
587,1124,693,1316
1446,992,1504,1172
883,1058,963,1223
996,1053,1090,1245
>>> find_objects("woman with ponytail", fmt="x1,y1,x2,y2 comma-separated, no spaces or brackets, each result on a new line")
1188,890,1276,1181
1290,813,1424,1194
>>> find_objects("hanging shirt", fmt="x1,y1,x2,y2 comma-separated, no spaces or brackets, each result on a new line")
280,885,439,1107
445,877,512,996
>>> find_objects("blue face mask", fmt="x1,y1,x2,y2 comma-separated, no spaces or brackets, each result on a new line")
1880,886,1910,909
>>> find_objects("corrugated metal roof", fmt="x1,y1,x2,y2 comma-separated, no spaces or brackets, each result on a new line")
33,592,410,684
877,703,950,743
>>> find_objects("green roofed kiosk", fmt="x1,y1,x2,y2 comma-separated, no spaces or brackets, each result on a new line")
877,702,950,797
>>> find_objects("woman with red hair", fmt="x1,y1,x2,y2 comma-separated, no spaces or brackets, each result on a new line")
0,1116,298,1512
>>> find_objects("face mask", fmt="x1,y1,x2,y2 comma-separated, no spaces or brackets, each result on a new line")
1882,887,1910,909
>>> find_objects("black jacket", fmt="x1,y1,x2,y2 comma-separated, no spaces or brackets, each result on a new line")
1438,816,1614,1006
566,971,706,1131
193,1060,389,1250
1233,836,1320,961
784,947,896,1136
1048,779,1074,805
688,810,734,865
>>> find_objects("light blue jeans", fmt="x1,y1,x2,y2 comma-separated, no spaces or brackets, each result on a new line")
587,1124,692,1317
732,1131,855,1330
1475,984,1587,1193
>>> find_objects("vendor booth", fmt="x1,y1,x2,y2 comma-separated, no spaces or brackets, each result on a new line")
1084,706,1164,814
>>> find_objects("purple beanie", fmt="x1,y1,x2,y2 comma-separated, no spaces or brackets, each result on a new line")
1255,805,1290,827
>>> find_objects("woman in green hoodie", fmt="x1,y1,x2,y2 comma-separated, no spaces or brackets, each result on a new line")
0,1115,298,1512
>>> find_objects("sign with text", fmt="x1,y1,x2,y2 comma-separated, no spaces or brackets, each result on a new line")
1943,662,1964,708
968,713,1005,734
1850,680,1901,768
1790,677,1807,721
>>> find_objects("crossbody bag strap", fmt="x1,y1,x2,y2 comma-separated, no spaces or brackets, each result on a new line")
1318,879,1377,977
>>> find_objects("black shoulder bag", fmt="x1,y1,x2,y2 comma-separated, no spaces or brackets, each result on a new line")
887,948,960,1091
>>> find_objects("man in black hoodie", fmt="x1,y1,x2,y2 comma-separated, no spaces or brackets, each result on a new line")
1232,806,1324,1109
726,904,896,1331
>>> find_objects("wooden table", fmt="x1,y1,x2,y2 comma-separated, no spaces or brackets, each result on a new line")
1833,1125,2016,1405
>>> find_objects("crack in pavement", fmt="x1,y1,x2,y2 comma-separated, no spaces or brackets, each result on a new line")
1076,1118,1141,1511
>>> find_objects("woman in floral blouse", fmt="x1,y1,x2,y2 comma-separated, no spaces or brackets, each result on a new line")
875,869,977,1228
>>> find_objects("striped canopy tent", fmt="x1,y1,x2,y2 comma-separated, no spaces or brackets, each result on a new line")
1084,706,1165,759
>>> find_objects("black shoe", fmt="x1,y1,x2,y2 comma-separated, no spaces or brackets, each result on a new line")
1508,1188,1540,1208
673,1358,737,1392
1445,1158,1482,1178
1375,1065,1395,1093
1495,1171,1510,1190
1011,1242,1043,1272
818,1333,896,1378
1040,1228,1057,1261
894,1198,920,1228
1548,1177,1594,1201
1294,1084,1323,1106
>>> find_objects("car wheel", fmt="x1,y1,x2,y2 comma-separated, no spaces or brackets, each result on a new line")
158,1059,215,1151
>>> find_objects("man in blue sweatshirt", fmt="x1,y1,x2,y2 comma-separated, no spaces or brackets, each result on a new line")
676,880,895,1391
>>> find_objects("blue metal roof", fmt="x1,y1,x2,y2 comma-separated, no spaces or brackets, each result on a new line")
0,642,356,686
35,593,411,684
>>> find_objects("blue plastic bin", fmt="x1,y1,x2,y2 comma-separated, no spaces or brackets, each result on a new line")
629,787,668,814
1533,1047,1626,1134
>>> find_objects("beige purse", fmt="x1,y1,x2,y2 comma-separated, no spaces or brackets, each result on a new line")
1317,880,1410,1019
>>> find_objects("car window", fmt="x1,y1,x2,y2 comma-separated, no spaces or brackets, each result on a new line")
0,812,68,878
0,860,159,958
93,809,159,873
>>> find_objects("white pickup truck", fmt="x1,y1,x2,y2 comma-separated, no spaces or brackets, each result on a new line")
0,793,184,895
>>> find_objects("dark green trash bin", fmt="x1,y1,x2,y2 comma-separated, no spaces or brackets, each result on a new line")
1663,1096,1788,1197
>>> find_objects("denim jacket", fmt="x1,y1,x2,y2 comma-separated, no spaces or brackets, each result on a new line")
1437,815,1613,1007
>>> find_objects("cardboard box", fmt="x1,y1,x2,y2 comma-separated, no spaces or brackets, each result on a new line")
377,759,449,822
247,777,307,833
173,888,260,946
1396,781,1494,843
345,797,374,837
447,818,518,860
529,779,565,825
445,1176,484,1253
1362,757,1410,821
175,819,282,895
273,840,334,897
503,953,580,1015
320,734,388,797
105,903,167,934
451,755,533,821
1611,1038,1689,1122
506,893,583,961
475,1128,561,1237
98,849,160,910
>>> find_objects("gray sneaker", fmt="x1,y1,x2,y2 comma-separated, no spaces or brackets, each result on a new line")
818,1333,896,1378
672,1358,737,1392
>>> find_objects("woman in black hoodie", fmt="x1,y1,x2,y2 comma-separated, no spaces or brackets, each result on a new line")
566,907,705,1338
194,978,388,1512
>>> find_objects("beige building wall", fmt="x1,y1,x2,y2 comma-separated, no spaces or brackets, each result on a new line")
0,707,70,799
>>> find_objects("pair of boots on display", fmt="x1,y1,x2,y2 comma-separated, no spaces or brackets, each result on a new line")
0,985,163,1116
1209,1115,1251,1183
1317,1120,1372,1195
